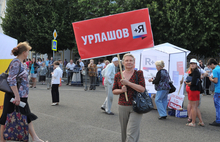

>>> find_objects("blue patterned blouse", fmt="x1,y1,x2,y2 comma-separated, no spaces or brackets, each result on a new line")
7,58,29,98
153,69,171,91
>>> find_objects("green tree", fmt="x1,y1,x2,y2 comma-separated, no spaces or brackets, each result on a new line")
2,0,220,57
1,0,78,54
164,0,220,57
112,0,220,57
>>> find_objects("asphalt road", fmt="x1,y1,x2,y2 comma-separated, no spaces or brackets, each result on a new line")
27,83,220,142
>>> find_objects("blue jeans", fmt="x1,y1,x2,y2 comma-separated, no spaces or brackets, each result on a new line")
97,71,102,82
155,90,169,117
214,93,220,123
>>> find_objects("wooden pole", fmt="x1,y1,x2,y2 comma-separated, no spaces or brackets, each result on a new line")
117,54,128,102
178,75,184,95
178,75,184,111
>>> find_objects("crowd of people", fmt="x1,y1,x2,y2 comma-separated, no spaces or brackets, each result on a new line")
1,41,220,142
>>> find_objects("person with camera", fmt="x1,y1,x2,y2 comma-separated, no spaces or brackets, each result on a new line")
66,59,75,85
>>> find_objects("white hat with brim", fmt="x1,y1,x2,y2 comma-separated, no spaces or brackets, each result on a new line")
190,58,197,64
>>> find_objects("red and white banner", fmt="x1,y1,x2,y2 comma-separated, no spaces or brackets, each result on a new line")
72,8,154,59
168,94,185,110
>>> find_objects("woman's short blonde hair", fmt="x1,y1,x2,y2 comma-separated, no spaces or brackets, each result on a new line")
122,53,135,61
155,60,165,68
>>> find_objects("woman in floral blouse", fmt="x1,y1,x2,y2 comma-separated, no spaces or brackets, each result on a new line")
112,53,145,142
148,60,170,120
0,42,45,142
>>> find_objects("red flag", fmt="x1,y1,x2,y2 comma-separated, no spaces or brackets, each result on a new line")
72,8,154,59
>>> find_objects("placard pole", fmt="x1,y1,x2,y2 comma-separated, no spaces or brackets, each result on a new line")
178,75,184,95
117,54,128,102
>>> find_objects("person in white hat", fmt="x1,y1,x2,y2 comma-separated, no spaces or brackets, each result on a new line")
101,57,119,115
185,58,204,127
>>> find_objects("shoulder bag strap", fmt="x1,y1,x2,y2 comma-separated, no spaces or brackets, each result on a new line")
16,61,22,82
5,62,12,73
5,59,21,74
135,70,147,99
135,70,138,85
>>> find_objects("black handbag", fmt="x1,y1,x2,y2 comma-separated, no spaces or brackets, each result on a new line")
168,76,176,93
197,79,205,94
132,72,154,114
0,61,21,94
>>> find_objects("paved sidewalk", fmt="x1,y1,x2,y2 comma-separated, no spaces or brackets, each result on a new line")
27,83,220,142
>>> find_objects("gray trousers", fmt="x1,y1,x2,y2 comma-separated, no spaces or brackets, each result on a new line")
102,80,114,113
118,105,143,142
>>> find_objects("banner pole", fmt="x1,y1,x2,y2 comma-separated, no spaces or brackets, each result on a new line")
117,54,128,102
178,75,184,95
177,75,184,111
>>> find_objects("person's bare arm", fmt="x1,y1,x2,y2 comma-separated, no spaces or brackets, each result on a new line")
209,76,218,84
120,79,145,93
11,86,20,106
113,86,127,95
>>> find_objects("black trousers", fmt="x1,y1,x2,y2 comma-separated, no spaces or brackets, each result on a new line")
81,73,84,85
68,71,74,84
205,77,211,94
51,84,59,103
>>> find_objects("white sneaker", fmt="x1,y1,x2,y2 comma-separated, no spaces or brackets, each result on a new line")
51,103,57,106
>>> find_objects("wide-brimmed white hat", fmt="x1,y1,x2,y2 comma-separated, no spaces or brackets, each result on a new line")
190,58,197,64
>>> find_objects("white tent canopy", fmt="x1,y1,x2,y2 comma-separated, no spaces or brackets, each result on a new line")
131,43,190,95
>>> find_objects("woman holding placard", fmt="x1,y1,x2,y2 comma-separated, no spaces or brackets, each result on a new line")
113,53,145,142
148,60,170,119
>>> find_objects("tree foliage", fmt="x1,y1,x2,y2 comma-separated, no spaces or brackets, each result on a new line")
1,0,78,54
1,0,220,57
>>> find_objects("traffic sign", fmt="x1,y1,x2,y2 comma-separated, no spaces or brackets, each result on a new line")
52,40,57,51
53,29,58,40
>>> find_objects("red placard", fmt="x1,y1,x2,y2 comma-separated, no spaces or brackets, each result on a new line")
72,8,154,59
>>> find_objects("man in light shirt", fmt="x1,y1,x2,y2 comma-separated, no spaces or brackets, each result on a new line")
101,57,119,115
97,61,103,83
66,59,75,85
101,60,106,69
79,58,84,86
